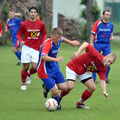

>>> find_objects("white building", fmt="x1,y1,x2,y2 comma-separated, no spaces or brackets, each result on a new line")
57,0,104,19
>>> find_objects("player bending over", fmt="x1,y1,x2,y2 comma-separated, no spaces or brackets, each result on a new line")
60,42,116,109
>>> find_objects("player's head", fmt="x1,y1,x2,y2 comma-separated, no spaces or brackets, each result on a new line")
102,53,117,66
29,6,38,21
102,10,111,22
51,27,63,43
9,10,15,20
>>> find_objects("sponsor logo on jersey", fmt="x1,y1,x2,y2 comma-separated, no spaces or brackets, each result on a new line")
31,31,37,37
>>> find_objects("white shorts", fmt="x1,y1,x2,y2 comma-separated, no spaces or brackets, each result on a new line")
21,45,39,63
66,66,92,82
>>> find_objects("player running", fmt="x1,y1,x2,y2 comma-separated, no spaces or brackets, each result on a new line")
5,10,22,65
17,6,47,90
90,10,114,83
37,27,79,110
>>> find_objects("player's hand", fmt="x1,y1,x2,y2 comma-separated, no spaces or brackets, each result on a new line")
110,37,114,41
20,41,25,46
71,52,79,59
103,93,109,100
55,56,64,62
71,40,80,47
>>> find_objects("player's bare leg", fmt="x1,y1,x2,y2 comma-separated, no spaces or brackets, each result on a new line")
76,79,96,109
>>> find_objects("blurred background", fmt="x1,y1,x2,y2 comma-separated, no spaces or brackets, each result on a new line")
0,0,120,46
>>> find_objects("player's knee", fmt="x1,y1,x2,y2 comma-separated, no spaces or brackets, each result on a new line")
12,48,17,52
51,87,59,95
68,84,74,91
89,86,96,93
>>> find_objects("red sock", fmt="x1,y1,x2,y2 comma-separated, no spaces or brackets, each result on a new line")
21,70,29,84
60,90,70,98
29,68,36,76
81,89,92,102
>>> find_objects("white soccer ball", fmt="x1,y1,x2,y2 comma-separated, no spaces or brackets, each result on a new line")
45,98,58,111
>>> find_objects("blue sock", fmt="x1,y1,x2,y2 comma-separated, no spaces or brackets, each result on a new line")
52,95,60,105
105,66,110,78
92,72,96,79
15,51,21,60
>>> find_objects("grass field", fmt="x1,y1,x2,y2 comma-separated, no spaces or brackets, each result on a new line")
0,41,120,120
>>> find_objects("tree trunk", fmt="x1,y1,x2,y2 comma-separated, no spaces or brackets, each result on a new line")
86,0,94,42
40,0,52,36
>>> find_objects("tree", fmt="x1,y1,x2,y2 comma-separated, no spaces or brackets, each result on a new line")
40,0,52,36
81,0,100,41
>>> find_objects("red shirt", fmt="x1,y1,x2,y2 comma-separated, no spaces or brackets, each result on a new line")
0,21,3,35
67,45,107,80
17,19,47,51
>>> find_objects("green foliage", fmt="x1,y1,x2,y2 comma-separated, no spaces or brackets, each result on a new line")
81,0,87,5
2,5,9,26
92,1,101,22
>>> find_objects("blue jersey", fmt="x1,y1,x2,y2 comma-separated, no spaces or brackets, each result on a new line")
91,20,113,43
37,38,63,79
6,17,22,41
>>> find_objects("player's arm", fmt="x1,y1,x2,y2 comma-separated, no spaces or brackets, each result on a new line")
110,24,114,41
90,34,95,46
110,34,114,41
90,21,98,45
41,55,64,63
62,37,80,47
17,23,25,46
100,80,109,100
5,21,9,32
41,22,47,43
71,42,89,59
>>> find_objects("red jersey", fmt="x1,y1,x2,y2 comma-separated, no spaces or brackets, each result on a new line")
17,19,47,51
67,45,107,80
0,21,3,35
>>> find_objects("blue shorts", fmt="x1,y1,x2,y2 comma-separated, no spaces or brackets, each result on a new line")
12,37,20,47
94,42,111,56
41,70,66,90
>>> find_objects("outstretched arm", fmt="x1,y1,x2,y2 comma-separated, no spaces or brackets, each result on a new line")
100,80,109,100
62,37,80,47
71,42,89,59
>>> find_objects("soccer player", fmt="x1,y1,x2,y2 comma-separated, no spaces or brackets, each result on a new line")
0,20,3,37
59,42,116,109
5,10,22,65
90,10,114,83
37,27,79,110
17,6,47,90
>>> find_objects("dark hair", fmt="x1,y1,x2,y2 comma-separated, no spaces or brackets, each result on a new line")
29,6,38,13
102,10,110,15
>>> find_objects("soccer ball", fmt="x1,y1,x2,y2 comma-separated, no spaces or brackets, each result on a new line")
45,98,58,111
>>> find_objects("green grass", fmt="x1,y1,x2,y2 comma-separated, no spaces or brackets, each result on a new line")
0,41,120,120
112,21,120,33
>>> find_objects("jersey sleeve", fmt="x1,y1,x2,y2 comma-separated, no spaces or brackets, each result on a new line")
91,21,98,35
17,22,24,42
41,41,52,56
111,24,114,35
41,21,47,43
17,18,22,26
6,20,9,29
